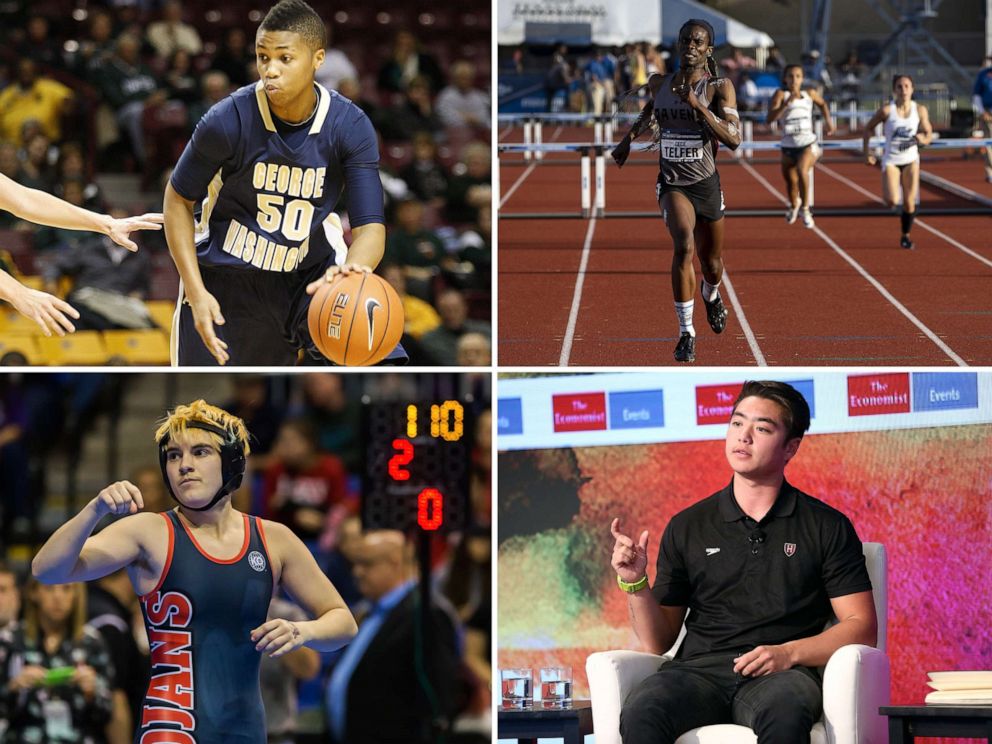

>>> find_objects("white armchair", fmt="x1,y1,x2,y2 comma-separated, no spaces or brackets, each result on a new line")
587,542,889,744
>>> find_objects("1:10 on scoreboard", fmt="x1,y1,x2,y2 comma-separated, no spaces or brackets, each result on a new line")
405,401,464,441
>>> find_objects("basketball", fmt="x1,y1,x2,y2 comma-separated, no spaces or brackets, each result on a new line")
307,272,405,366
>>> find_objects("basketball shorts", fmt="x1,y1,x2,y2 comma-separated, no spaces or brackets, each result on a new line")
176,263,408,366
656,170,725,223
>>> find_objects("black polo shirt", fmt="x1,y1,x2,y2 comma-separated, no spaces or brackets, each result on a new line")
651,478,872,661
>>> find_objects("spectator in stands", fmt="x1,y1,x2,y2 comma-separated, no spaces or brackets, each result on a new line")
381,261,441,343
0,141,18,182
42,207,154,330
34,178,94,250
315,21,358,92
17,16,64,70
0,59,74,145
0,563,19,632
766,45,788,71
260,595,321,744
420,288,491,366
0,579,114,742
441,527,491,714
457,203,491,289
972,55,992,183
643,42,666,76
585,49,610,115
324,514,364,609
187,69,231,128
129,464,171,513
838,50,866,104
298,374,362,471
210,27,254,88
221,375,284,465
17,132,56,193
325,530,461,744
385,198,447,298
456,332,491,367
379,75,443,140
56,143,103,210
163,48,199,105
738,71,761,112
0,380,30,545
446,141,491,224
262,417,352,548
337,77,381,126
378,30,444,95
720,46,757,88
73,9,116,79
400,131,450,206
436,60,490,130
801,50,832,92
545,44,572,112
146,0,203,59
94,33,166,166
86,569,147,744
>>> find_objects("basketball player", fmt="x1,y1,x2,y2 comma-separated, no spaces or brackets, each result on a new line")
766,65,835,228
0,172,162,336
862,75,933,249
164,0,400,366
32,400,357,744
612,19,741,363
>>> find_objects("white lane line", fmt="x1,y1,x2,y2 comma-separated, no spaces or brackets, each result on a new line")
559,216,597,366
498,126,563,208
498,125,514,142
720,271,767,365
739,160,968,366
817,163,992,272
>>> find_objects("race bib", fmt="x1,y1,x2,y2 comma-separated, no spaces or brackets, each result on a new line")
784,116,811,136
661,131,704,162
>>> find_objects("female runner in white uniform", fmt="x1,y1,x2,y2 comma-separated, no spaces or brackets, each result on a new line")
862,75,933,249
767,65,834,228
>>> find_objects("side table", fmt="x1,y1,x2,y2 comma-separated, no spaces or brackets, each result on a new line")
498,700,594,744
880,704,992,742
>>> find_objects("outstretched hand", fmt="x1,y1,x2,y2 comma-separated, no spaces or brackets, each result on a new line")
106,213,165,252
610,517,650,583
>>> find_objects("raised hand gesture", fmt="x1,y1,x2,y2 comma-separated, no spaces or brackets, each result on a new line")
610,517,650,583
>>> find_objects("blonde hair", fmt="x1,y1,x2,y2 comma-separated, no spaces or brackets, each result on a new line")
154,399,251,456
23,578,87,645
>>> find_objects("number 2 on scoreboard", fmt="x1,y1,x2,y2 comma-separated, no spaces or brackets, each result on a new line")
388,438,413,481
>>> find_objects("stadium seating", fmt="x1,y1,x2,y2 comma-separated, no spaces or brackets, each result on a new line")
103,329,171,365
35,331,108,365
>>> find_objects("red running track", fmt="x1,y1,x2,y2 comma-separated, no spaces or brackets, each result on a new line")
498,140,992,366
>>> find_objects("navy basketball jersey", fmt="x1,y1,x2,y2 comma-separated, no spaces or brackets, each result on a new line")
136,511,274,744
170,82,385,274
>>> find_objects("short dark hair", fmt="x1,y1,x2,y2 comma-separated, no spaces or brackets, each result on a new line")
892,73,913,88
783,64,803,77
259,0,326,52
732,380,811,441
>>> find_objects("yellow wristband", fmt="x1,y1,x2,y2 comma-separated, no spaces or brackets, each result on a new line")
617,575,649,593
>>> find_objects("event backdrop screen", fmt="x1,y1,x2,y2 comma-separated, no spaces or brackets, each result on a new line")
497,371,992,727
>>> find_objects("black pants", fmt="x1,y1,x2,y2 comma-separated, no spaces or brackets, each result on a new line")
620,652,822,744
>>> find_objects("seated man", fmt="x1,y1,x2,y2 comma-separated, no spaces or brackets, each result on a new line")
611,380,876,744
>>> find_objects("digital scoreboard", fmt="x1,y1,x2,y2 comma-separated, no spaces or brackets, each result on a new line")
361,400,473,532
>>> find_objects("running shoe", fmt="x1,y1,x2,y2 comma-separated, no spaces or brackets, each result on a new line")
900,235,914,249
786,204,799,224
801,209,815,228
674,332,696,363
703,294,729,334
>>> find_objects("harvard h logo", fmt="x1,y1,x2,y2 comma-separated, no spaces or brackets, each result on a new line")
784,543,797,557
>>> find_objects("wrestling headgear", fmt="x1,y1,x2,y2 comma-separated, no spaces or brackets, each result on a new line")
157,420,247,511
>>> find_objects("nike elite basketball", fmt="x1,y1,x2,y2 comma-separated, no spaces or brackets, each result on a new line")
307,272,404,365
